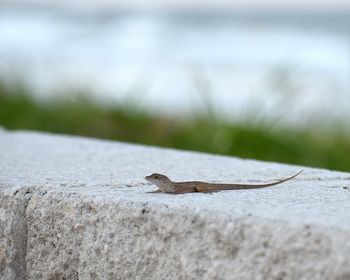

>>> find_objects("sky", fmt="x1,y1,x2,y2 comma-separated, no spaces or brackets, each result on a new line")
4,0,350,9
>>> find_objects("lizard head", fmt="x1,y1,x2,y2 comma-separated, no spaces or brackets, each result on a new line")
145,173,172,188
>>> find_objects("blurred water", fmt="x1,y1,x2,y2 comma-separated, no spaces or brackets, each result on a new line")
0,5,349,127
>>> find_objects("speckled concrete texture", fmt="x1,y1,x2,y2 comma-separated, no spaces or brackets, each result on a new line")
1,129,350,279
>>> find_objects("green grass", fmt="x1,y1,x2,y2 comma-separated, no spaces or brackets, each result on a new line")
1,80,350,172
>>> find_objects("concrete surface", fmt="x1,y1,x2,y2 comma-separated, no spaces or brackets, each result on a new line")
1,128,350,280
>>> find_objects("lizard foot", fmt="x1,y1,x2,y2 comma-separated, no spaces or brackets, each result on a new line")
146,189,163,194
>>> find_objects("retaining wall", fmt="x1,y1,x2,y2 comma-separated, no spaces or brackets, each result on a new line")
1,129,350,279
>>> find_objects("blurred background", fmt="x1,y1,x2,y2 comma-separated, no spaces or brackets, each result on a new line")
0,0,349,171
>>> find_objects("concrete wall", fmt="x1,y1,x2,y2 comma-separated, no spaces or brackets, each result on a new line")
1,129,350,279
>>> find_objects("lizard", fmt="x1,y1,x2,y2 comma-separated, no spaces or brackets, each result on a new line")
145,170,302,194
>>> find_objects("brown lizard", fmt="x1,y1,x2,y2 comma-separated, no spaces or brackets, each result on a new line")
145,170,302,194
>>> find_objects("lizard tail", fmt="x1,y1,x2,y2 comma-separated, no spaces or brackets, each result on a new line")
205,170,303,191
241,170,303,189
256,169,303,188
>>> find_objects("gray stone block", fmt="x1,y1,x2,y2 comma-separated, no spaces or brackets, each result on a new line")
1,130,350,279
